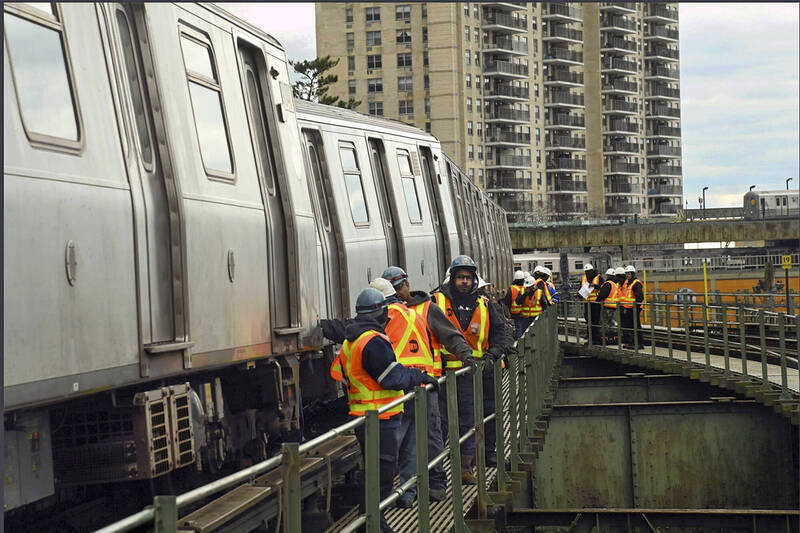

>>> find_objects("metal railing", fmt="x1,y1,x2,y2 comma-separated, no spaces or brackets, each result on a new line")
647,144,681,156
646,45,680,59
544,47,584,63
484,60,529,77
488,84,530,99
605,141,640,153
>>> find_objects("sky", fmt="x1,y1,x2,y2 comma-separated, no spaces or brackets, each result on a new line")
221,2,799,209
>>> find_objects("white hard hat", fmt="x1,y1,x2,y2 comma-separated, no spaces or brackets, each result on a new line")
524,271,531,278
442,273,450,285
533,265,543,274
524,276,535,288
605,268,615,276
541,267,552,277
584,264,594,271
614,267,626,276
513,270,525,281
369,277,396,298
625,265,636,273
477,276,489,289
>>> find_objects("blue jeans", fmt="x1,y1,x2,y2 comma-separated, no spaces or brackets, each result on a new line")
397,389,446,499
355,414,402,531
438,372,475,459
513,316,528,339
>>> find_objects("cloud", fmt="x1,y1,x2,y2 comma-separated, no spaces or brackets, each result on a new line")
218,3,316,62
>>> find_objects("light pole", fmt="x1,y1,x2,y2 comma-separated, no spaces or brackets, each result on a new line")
749,185,756,191
787,178,793,190
702,186,708,219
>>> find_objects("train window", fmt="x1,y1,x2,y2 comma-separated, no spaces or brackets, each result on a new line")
243,65,277,194
115,9,153,169
397,151,422,223
305,139,331,231
339,145,369,225
180,30,233,178
4,3,82,147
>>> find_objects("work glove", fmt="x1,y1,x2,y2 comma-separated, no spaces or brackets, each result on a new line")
420,374,439,392
459,354,477,369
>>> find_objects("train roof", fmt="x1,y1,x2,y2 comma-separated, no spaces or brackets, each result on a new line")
745,189,799,197
201,3,283,51
295,99,437,141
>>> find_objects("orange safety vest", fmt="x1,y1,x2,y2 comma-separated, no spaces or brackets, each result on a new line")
537,279,553,306
412,299,443,376
521,286,540,318
329,330,404,419
619,278,642,309
603,280,620,308
508,285,525,316
385,302,436,376
581,273,601,301
434,292,490,370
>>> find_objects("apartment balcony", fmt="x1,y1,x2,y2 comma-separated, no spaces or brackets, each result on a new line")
543,26,583,45
547,135,586,151
546,90,585,109
542,3,583,23
605,182,639,195
483,38,528,56
486,107,531,124
604,120,639,135
647,105,681,119
486,155,532,169
482,2,527,12
602,79,638,95
484,60,529,79
647,145,682,158
600,3,637,15
603,99,638,115
544,69,584,87
645,45,680,62
487,174,532,191
650,202,681,215
645,66,680,81
648,164,682,176
645,5,679,23
605,141,640,155
601,16,637,34
606,161,640,175
545,113,585,130
486,84,530,101
606,202,642,215
649,125,681,138
646,85,681,101
648,184,683,196
497,197,535,214
543,47,584,66
550,179,588,193
548,198,588,216
646,27,680,42
486,131,531,146
601,57,637,75
601,37,638,55
483,12,527,33
546,157,587,172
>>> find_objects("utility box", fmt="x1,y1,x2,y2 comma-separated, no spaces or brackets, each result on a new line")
4,409,55,510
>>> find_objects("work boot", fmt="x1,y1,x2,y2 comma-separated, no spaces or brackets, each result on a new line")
461,454,477,485
429,487,446,501
486,450,497,468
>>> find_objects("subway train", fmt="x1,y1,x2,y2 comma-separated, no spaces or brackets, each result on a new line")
3,2,512,519
743,189,800,219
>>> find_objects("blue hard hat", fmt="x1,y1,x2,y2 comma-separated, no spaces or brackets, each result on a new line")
449,255,477,273
355,287,388,315
382,266,408,288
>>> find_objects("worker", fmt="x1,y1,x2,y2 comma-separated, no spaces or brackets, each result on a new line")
580,264,603,344
596,268,620,342
434,255,511,484
502,270,528,339
381,266,474,505
329,287,437,532
525,267,552,320
520,275,537,333
620,265,644,348
539,266,559,304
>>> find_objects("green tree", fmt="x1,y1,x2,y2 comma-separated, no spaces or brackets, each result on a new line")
290,55,360,109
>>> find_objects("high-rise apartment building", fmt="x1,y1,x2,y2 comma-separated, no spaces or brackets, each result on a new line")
316,2,682,223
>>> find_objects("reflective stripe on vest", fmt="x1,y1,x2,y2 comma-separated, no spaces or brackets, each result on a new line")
412,299,443,376
620,278,642,309
330,330,404,419
386,302,435,376
509,285,524,315
603,280,620,308
581,274,601,301
434,292,489,370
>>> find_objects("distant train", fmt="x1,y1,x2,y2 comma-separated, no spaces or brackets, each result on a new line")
3,2,511,519
743,189,800,219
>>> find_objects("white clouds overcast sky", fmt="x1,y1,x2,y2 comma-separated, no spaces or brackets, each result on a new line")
220,2,799,208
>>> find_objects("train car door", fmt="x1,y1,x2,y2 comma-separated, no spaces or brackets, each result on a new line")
110,4,183,349
238,44,291,329
368,138,403,267
418,146,449,279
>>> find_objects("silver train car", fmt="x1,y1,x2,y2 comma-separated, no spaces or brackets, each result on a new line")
743,189,800,219
3,2,512,515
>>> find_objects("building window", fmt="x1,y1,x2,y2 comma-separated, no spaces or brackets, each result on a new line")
180,30,233,176
466,97,472,112
422,3,427,19
367,78,383,93
367,54,382,69
348,79,356,94
399,100,414,114
476,75,481,91
465,50,471,65
467,120,473,135
477,122,483,137
423,51,429,66
366,30,381,46
397,53,412,67
365,6,380,22
425,122,431,132
474,51,480,65
478,168,484,183
398,76,413,92
396,29,411,44
469,168,475,180
468,144,474,159
339,144,370,224
535,128,540,142
477,145,483,160
346,32,354,50
345,7,353,23
466,74,471,88
423,27,428,43
473,4,479,17
348,55,355,71
537,172,542,185
474,28,480,42
395,4,411,21
465,25,470,41
536,150,541,164
368,101,383,116
464,3,469,16
425,97,430,115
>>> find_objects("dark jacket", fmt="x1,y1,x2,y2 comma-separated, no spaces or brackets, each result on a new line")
342,315,428,391
437,283,512,359
407,290,473,362
630,276,644,305
500,282,527,310
597,280,613,302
